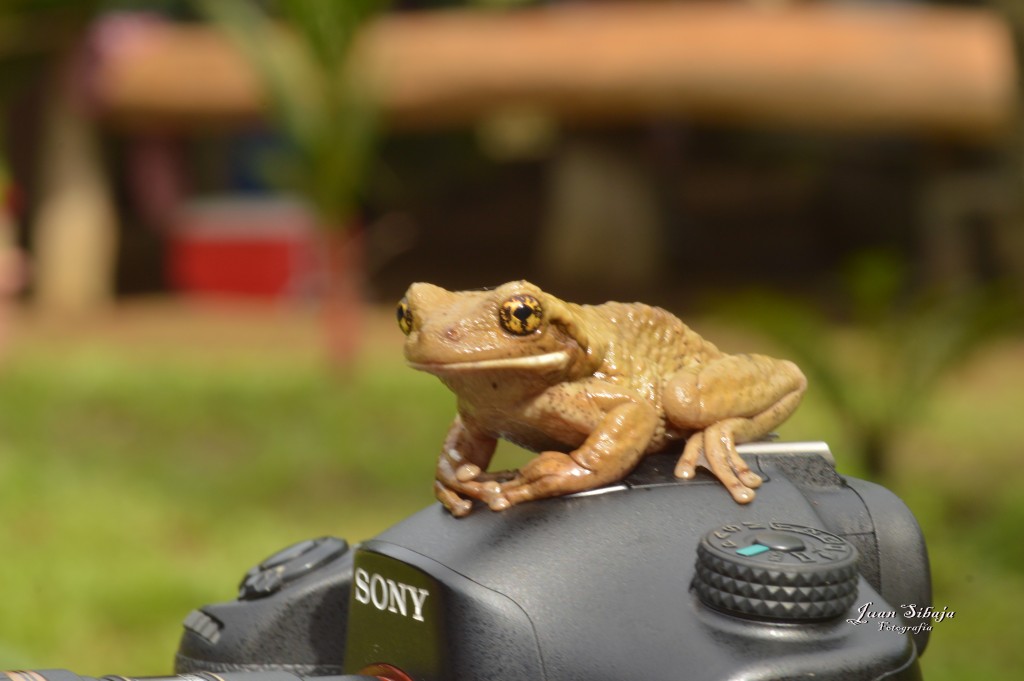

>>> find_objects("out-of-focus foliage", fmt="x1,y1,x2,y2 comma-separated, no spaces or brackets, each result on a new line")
195,0,387,229
0,0,99,67
720,251,1020,479
0,0,100,152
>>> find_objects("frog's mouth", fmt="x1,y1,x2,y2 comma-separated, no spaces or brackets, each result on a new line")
408,350,570,373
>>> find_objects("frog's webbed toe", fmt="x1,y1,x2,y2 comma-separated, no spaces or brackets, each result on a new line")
676,426,760,504
434,480,474,517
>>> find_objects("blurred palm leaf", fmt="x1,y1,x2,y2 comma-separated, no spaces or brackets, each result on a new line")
196,0,386,227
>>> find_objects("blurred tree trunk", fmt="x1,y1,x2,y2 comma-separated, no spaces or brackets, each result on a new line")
33,59,118,314
539,138,664,297
321,225,365,370
859,428,890,481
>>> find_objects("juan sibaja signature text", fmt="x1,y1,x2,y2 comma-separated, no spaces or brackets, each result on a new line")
847,602,954,634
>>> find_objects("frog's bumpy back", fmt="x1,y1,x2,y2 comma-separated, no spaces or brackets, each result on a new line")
584,301,722,379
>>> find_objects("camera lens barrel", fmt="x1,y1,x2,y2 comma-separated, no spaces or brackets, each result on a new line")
3,671,380,681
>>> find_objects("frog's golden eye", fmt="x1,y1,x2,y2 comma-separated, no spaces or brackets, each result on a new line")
397,298,414,335
499,294,543,336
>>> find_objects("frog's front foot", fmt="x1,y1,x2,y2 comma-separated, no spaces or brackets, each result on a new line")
675,423,762,504
434,474,509,517
499,451,598,508
435,460,516,516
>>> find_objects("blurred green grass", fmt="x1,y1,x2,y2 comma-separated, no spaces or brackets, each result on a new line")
0,335,454,673
0,307,1021,678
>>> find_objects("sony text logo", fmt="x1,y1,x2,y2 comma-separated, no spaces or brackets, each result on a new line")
353,567,429,622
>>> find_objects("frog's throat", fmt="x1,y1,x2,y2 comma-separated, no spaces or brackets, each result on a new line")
408,350,570,373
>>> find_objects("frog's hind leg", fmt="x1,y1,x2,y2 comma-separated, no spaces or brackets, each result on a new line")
663,355,806,503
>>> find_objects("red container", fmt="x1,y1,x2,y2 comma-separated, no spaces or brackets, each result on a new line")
167,197,321,299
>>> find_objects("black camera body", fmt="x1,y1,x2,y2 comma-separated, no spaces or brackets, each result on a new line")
173,442,931,681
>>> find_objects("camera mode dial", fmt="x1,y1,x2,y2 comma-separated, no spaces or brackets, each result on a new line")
694,522,859,622
239,536,349,600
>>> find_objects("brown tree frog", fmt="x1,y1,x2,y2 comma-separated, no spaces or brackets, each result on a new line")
398,280,807,517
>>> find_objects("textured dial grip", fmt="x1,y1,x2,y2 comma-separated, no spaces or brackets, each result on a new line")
693,522,860,622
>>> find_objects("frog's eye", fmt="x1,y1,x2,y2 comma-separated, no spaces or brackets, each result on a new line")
397,298,414,335
499,294,543,336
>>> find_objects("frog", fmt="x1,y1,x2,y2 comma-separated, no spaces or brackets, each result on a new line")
397,280,807,517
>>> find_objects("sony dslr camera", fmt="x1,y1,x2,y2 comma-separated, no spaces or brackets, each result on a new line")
9,442,931,681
